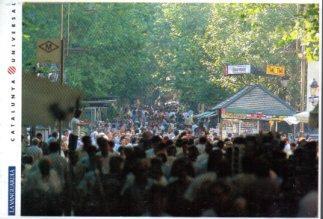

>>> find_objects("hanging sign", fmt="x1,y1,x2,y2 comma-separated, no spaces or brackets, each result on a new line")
266,65,285,77
224,65,251,75
37,39,61,64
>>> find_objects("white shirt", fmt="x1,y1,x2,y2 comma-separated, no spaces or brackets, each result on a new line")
283,143,292,158
70,117,80,136
90,131,98,147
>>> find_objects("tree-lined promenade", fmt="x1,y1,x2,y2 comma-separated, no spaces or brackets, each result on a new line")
21,3,319,217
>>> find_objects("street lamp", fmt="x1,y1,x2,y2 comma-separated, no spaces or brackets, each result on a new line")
309,79,319,106
280,76,289,88
310,79,319,96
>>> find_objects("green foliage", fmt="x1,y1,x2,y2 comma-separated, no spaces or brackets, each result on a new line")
23,3,319,112
281,4,319,61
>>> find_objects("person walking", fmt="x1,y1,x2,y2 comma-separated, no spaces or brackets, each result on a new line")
68,109,89,151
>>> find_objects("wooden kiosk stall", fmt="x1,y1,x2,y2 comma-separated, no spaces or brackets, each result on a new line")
198,84,296,139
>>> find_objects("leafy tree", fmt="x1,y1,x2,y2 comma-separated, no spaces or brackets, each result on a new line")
22,3,319,112
280,4,319,61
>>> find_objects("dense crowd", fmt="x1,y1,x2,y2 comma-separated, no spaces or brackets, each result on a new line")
89,103,195,135
21,109,318,217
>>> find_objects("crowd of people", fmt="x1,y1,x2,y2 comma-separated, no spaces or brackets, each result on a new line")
21,109,318,217
89,102,196,134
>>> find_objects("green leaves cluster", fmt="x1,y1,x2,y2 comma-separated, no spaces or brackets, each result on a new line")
23,3,319,111
281,4,319,61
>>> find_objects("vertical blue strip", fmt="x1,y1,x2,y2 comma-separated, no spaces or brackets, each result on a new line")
8,166,16,216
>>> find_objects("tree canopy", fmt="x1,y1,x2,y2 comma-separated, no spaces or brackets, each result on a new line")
23,3,319,112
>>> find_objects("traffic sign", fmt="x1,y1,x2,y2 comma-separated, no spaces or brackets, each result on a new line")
37,39,61,64
266,65,285,77
224,65,252,75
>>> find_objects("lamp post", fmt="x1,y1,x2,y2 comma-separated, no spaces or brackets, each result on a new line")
281,76,289,88
297,4,307,136
310,79,319,96
279,76,290,104
58,4,64,149
309,79,319,106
